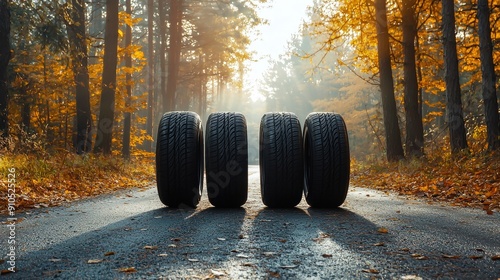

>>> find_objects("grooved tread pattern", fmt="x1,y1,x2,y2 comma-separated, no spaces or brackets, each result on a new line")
205,112,248,207
303,113,350,208
259,112,303,208
156,112,204,208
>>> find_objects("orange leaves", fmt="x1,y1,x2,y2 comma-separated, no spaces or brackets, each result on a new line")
351,154,500,214
0,153,155,214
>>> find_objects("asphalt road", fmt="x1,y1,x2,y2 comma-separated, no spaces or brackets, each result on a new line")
1,166,499,279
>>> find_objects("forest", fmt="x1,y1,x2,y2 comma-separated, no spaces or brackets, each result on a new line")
0,0,499,212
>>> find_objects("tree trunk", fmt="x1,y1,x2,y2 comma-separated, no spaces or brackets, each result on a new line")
94,0,119,155
441,0,468,153
67,0,93,154
159,0,167,114
122,0,132,159
402,0,424,157
165,0,184,112
374,0,405,161
477,0,500,150
89,0,104,65
146,0,154,152
0,0,11,138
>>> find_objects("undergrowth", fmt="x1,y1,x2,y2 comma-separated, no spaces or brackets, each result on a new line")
0,151,155,213
351,151,500,214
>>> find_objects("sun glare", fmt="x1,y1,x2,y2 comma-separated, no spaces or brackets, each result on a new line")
245,0,313,101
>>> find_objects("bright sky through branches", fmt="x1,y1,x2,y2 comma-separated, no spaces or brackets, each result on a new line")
245,0,313,100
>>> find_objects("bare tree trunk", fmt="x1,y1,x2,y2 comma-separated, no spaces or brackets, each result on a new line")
159,0,167,114
402,0,424,157
122,0,132,159
477,0,500,150
146,0,154,152
441,0,468,153
165,0,184,112
374,0,405,161
94,0,119,155
0,0,11,138
67,0,93,154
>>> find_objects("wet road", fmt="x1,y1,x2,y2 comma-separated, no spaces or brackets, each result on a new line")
1,166,499,279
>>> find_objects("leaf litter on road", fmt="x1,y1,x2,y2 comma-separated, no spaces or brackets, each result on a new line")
87,259,103,264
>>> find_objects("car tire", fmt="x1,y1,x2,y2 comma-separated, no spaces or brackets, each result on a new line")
259,112,303,208
156,111,204,208
303,113,350,208
205,112,248,207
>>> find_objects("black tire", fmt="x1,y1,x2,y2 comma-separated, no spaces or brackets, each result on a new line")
205,112,248,207
303,113,350,208
259,112,303,208
156,112,204,208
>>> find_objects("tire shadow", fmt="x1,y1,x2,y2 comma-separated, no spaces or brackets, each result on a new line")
9,206,247,279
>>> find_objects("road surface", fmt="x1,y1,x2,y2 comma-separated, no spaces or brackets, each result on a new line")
1,166,499,279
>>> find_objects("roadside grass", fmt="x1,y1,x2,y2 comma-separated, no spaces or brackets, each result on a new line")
0,152,155,213
351,151,500,214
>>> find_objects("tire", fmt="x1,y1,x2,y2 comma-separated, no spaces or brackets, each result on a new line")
303,113,350,208
259,112,303,208
205,112,248,207
156,112,204,208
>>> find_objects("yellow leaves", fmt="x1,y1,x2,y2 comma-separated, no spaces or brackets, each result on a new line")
117,267,137,273
377,227,389,234
0,153,155,214
351,153,500,214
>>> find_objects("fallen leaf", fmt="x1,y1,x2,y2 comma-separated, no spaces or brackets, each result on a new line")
263,252,276,257
168,244,177,248
154,216,162,219
279,239,287,243
322,254,333,258
211,269,226,276
0,259,3,265
238,234,247,239
158,253,168,257
362,268,380,274
144,245,158,250
401,275,423,280
442,254,460,259
1,269,14,275
492,255,500,261
279,265,298,269
236,254,250,258
87,259,103,264
411,254,428,260
188,258,199,262
401,248,411,252
217,238,226,241
469,255,483,260
118,267,137,273
373,242,385,247
377,227,389,234
104,252,115,256
49,258,62,262
242,263,256,267
171,238,181,242
268,270,280,278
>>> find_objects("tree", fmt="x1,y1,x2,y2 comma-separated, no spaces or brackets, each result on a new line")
374,0,405,161
477,0,500,150
94,0,119,155
441,0,468,153
0,0,10,138
402,0,424,157
66,0,92,154
122,0,132,159
165,0,183,112
146,0,154,152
